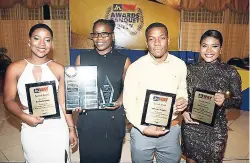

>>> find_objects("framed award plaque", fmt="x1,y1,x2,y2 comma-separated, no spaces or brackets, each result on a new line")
190,89,217,127
64,66,98,110
141,89,176,129
25,81,60,119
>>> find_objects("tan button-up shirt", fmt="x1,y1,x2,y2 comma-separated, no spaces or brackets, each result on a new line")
123,53,188,133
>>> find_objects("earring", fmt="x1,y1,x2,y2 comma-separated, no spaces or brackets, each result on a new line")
28,43,30,47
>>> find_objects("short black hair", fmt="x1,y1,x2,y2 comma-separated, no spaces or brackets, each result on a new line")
29,23,53,38
145,22,168,38
93,19,116,32
200,29,223,46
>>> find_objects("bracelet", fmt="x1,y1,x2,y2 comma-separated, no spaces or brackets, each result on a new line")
68,126,76,129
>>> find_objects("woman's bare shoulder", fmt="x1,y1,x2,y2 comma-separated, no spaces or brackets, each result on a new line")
48,61,64,78
7,60,27,73
48,60,64,70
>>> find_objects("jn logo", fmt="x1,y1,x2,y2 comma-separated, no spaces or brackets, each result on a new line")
34,87,48,93
153,96,159,101
113,4,122,11
34,88,40,93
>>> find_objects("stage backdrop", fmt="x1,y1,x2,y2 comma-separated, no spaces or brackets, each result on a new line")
70,0,180,50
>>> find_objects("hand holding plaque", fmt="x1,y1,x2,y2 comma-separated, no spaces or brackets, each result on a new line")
100,75,115,108
190,89,216,126
141,90,176,130
25,81,60,119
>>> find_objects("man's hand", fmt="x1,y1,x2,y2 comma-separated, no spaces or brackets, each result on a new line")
175,97,188,113
182,111,199,125
143,125,169,137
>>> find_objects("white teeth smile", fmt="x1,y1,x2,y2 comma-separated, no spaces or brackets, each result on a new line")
97,43,104,45
37,48,46,52
205,54,214,57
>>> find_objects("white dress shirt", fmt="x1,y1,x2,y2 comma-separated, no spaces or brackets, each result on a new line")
123,52,188,133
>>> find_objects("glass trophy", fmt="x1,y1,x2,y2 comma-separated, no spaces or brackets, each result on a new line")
100,75,115,108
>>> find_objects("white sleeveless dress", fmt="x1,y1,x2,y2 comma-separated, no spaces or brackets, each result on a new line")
17,59,70,163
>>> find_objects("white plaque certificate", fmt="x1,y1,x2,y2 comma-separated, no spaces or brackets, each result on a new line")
65,66,98,110
25,81,60,119
190,89,216,126
141,90,176,129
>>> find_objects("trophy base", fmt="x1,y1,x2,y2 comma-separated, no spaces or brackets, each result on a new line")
100,103,115,109
103,103,115,107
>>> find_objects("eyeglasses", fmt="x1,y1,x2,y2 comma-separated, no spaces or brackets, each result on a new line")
90,32,113,38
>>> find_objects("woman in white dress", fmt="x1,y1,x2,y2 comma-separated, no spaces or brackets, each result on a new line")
3,23,78,163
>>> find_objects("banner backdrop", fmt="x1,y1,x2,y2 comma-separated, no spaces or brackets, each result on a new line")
70,0,180,50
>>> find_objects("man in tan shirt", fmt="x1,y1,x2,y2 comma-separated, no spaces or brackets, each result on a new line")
123,22,188,163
